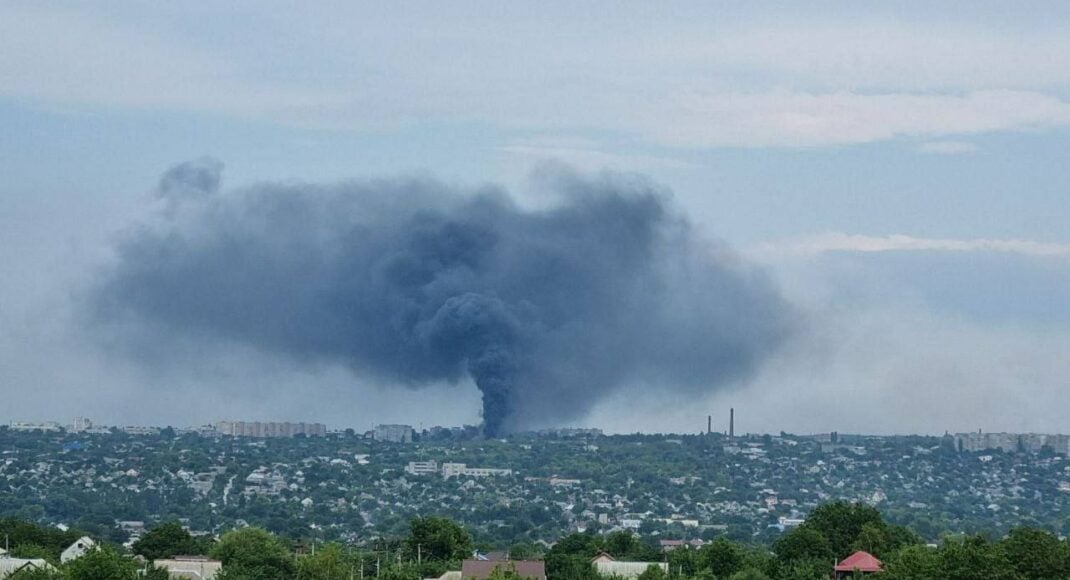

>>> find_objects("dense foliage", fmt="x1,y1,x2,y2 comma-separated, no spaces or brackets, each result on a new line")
2,506,1070,579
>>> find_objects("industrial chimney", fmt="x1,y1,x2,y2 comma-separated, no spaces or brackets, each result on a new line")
729,408,735,438
707,415,712,435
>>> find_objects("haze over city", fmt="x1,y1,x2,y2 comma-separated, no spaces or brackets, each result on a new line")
3,2,1070,436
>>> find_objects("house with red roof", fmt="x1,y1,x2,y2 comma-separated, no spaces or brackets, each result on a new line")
833,551,883,578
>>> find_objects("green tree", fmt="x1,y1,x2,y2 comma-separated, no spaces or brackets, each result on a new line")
378,563,422,580
296,543,353,580
7,567,65,580
64,546,139,580
774,527,833,565
211,527,295,580
9,543,56,565
939,535,1017,580
405,517,473,563
780,559,828,580
728,568,771,580
132,521,199,561
699,537,744,577
1001,527,1070,579
884,525,922,553
850,523,888,558
882,544,943,580
636,564,667,580
801,501,883,559
508,542,539,560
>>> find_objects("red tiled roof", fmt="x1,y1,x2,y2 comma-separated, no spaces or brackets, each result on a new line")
834,551,883,572
462,560,546,580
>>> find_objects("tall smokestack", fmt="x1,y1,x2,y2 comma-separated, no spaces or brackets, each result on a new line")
707,415,712,435
729,408,735,438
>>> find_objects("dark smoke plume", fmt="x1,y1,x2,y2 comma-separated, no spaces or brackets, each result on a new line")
91,160,795,435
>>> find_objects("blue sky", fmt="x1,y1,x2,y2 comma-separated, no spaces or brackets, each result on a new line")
1,2,1068,434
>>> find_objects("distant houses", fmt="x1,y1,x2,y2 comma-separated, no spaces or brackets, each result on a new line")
405,461,513,478
658,539,705,552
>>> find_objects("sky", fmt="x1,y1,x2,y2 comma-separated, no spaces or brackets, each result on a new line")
1,1,1068,435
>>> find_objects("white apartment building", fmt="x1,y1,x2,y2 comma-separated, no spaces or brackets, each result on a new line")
8,421,62,432
441,463,513,478
405,460,439,475
216,420,327,438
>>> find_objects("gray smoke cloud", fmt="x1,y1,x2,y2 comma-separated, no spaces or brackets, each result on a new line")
90,160,795,435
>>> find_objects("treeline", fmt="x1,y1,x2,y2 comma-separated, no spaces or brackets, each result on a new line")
0,516,476,580
546,501,1070,579
5,503,1070,579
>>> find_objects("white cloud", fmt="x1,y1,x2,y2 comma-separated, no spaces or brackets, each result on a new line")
751,232,1070,259
646,90,1070,148
919,140,979,154
0,4,343,117
696,22,1070,92
499,138,693,172
5,5,1070,148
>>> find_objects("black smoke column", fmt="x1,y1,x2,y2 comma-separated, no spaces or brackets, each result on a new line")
90,160,796,435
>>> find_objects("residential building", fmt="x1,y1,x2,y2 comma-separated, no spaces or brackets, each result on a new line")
215,421,326,438
374,424,414,443
123,426,161,436
405,461,439,475
69,417,93,433
61,537,96,563
461,560,546,580
0,558,54,578
154,556,223,579
441,463,512,478
955,432,1070,454
834,551,883,578
659,539,705,552
7,421,61,432
592,553,667,579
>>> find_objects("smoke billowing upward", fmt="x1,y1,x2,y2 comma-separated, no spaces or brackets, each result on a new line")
91,160,795,435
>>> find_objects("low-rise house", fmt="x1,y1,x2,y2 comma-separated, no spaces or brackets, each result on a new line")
659,539,705,552
0,558,55,578
834,551,883,579
154,556,223,579
592,553,668,579
461,560,546,580
61,536,96,563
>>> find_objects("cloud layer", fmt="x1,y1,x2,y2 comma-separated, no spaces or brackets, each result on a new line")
6,4,1070,148
753,232,1070,259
